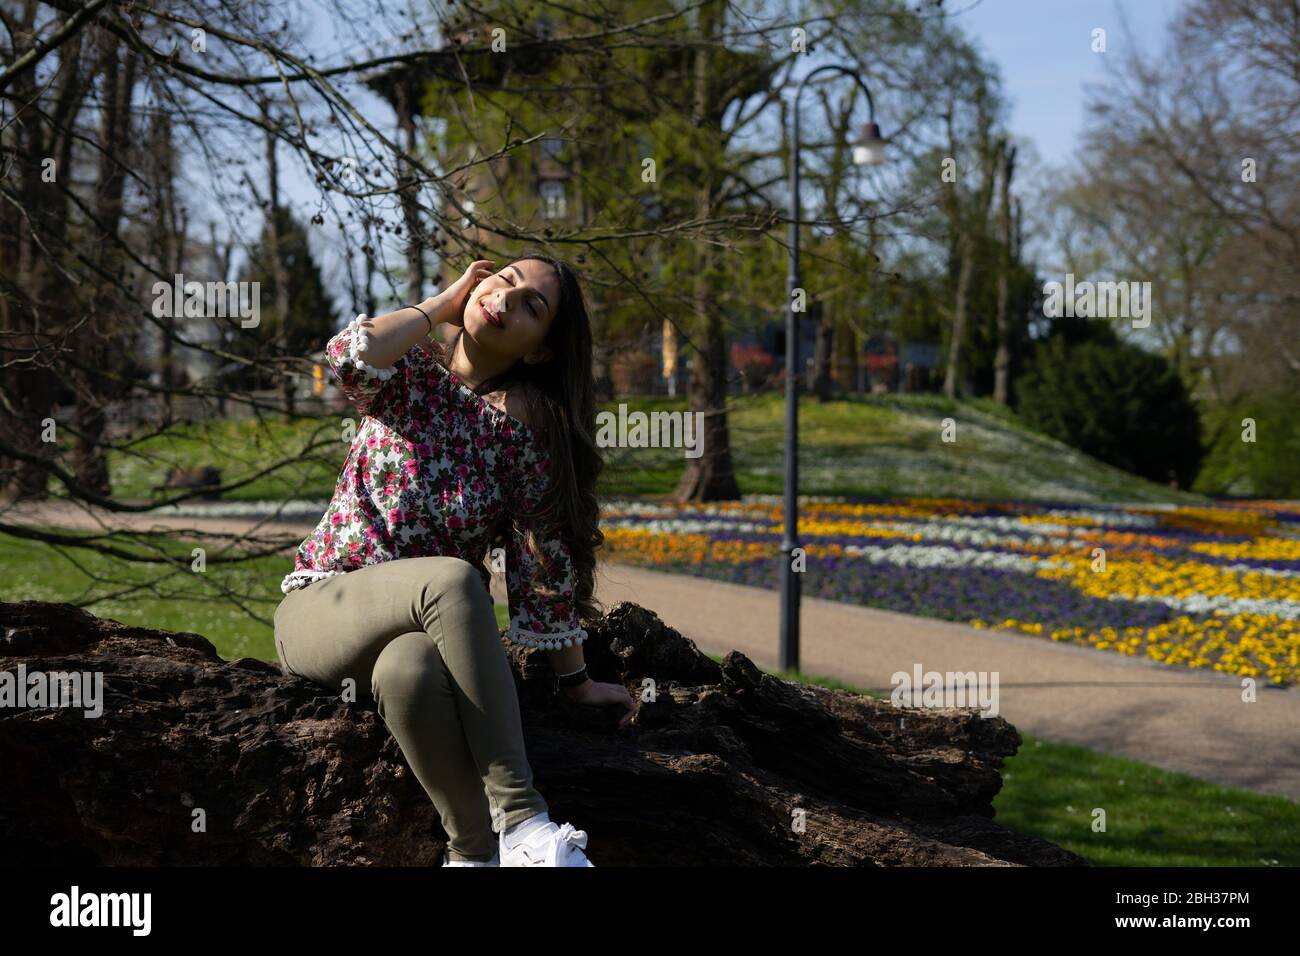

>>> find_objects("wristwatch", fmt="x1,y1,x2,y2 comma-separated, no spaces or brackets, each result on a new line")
554,664,589,696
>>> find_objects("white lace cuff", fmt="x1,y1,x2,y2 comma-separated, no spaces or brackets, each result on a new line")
280,568,351,594
345,314,397,381
504,626,588,650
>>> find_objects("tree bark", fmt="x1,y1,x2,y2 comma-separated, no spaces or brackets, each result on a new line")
396,81,425,306
0,598,1087,867
944,232,976,400
153,108,178,417
71,40,138,496
672,0,739,502
265,111,295,417
943,140,998,401
812,297,835,402
993,143,1016,406
0,14,88,502
673,252,740,500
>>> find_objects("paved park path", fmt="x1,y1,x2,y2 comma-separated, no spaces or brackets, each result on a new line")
580,563,1300,804
7,498,1300,803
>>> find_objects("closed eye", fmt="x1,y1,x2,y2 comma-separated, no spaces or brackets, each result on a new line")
502,271,539,316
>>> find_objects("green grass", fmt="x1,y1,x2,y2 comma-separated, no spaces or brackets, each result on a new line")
53,415,357,503
709,391,1210,504
58,391,1210,506
598,390,1211,502
0,527,289,663
0,526,514,666
5,527,1293,867
712,653,1300,867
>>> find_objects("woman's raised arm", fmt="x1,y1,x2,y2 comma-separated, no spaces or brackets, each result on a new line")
349,298,442,370
353,260,496,369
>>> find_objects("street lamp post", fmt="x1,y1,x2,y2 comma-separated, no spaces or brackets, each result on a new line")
780,65,888,674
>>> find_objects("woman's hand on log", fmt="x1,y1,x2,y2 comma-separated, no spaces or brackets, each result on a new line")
564,679,638,729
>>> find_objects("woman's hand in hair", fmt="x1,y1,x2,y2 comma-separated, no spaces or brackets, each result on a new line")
563,678,638,729
438,259,497,329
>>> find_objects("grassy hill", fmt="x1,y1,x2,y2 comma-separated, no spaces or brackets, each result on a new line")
68,390,1210,506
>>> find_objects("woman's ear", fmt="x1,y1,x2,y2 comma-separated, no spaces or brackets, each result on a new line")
523,345,553,365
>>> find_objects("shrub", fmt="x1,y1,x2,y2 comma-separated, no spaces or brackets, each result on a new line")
1194,390,1300,497
731,342,774,391
1014,330,1205,487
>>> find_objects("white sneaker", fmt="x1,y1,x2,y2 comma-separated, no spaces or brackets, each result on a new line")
499,819,595,867
442,850,500,867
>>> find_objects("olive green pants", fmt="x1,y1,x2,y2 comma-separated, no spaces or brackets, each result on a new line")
273,556,549,862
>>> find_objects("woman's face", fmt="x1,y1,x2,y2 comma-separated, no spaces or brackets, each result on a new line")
464,258,562,361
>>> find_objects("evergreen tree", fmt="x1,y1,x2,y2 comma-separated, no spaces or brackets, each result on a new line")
229,205,337,390
1014,316,1205,487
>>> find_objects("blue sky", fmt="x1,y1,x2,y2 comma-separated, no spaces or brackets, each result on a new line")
951,0,1189,167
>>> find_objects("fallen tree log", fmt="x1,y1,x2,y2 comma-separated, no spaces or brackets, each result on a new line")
0,599,1085,866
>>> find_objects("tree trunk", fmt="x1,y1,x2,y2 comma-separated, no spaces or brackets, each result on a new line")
0,598,1087,867
0,17,88,503
672,0,739,502
0,366,60,504
673,252,740,501
265,115,295,417
993,143,1016,406
944,232,975,400
838,318,860,394
942,117,998,402
156,109,177,418
397,82,424,306
72,41,138,497
944,186,997,399
812,299,835,402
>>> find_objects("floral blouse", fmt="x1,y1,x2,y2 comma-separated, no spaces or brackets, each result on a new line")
280,315,587,651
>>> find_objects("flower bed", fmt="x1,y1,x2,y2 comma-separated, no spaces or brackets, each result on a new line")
598,495,1300,686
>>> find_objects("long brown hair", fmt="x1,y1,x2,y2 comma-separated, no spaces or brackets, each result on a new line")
428,250,605,629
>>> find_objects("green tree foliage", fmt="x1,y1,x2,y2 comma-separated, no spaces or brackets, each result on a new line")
1194,391,1300,498
1013,317,1205,488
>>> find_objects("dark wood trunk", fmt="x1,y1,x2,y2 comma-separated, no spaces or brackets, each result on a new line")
0,16,88,503
266,117,296,418
672,0,739,503
72,41,137,496
812,302,835,402
396,83,425,306
0,599,1086,867
0,366,61,503
69,406,111,499
993,144,1016,406
672,302,740,502
944,232,975,400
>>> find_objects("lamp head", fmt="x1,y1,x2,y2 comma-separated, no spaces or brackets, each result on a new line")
853,122,888,166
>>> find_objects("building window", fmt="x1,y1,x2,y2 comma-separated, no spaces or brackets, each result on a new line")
541,136,564,159
539,180,566,219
